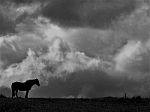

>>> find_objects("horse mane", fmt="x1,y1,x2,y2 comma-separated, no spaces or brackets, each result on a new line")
25,79,38,83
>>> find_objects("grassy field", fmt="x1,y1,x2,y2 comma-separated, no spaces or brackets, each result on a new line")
1,97,150,112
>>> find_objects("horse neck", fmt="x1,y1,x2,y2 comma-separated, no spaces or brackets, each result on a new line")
31,80,37,86
27,80,36,87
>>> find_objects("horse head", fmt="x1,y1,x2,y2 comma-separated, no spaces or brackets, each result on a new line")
34,79,40,86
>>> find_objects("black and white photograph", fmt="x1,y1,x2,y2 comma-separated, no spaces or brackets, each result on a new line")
0,0,150,111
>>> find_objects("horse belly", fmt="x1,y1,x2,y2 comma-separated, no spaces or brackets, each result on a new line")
18,87,26,91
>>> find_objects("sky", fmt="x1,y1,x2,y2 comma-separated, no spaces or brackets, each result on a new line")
0,0,150,98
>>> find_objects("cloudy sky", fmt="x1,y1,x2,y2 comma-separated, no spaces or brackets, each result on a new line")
0,0,150,98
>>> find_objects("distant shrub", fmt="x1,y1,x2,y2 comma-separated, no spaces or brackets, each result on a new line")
132,96,142,100
0,94,7,98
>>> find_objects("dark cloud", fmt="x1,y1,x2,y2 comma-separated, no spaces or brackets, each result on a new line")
41,0,136,28
10,0,47,4
0,41,26,69
0,14,16,36
0,0,42,36
12,0,35,4
0,0,38,4
0,0,150,98
32,70,145,98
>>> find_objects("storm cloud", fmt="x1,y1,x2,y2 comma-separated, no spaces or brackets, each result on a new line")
41,0,136,28
32,70,147,98
0,0,150,98
0,4,16,35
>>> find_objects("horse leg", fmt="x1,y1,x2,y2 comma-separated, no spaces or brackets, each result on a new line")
16,90,18,98
25,90,29,98
11,86,15,98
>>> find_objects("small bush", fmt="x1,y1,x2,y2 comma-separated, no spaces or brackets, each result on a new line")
132,96,142,101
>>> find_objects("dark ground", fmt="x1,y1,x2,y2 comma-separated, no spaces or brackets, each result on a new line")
1,97,150,112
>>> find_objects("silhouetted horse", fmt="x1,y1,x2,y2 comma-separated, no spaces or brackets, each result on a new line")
11,79,40,98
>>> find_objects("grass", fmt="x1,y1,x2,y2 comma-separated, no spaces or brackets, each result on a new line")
0,96,150,112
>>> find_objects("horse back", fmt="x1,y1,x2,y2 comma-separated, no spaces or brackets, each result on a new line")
11,82,28,91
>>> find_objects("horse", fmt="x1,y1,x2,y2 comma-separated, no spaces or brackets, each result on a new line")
11,79,40,98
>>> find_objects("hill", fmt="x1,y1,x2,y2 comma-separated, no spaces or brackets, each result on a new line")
0,97,150,112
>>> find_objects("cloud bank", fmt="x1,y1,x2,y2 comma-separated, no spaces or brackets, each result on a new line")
0,0,150,98
41,0,136,28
